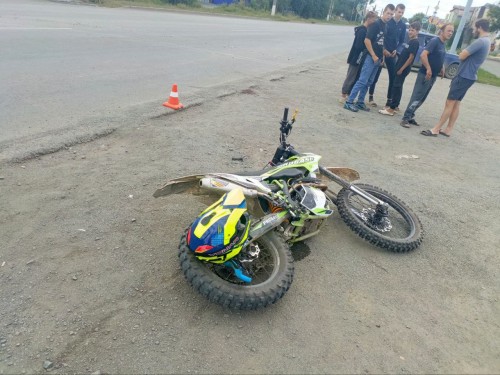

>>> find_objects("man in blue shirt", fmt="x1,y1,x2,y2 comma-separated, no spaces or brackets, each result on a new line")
383,3,407,109
367,3,406,108
400,23,455,127
423,19,491,137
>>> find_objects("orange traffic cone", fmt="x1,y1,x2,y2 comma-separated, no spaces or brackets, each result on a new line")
163,84,184,110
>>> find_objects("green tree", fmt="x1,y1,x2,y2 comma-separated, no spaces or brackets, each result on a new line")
333,0,357,21
161,0,198,5
409,12,425,24
291,0,330,18
488,5,500,33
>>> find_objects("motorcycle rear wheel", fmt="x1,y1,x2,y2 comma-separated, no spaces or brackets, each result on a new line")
337,184,423,252
178,229,294,310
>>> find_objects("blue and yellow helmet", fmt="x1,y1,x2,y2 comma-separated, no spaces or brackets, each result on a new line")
187,188,250,264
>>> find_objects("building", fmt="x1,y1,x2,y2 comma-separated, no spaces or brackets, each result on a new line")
446,3,499,50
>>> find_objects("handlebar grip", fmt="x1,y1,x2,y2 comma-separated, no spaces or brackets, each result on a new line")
282,107,289,123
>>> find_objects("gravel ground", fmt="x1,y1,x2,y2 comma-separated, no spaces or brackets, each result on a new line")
0,54,499,374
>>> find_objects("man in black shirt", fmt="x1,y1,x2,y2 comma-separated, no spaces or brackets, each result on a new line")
344,4,395,112
340,11,378,102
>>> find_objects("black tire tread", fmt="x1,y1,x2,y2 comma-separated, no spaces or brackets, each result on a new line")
337,184,424,253
178,230,294,310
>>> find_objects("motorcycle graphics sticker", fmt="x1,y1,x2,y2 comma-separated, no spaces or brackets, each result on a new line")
279,156,314,168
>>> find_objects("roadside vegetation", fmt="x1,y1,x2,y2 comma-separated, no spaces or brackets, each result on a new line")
86,0,355,25
477,68,500,86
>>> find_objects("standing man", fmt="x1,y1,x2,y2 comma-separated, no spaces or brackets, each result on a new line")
400,23,455,127
344,4,395,112
378,21,421,117
383,3,407,109
340,11,379,103
368,3,407,109
422,19,491,137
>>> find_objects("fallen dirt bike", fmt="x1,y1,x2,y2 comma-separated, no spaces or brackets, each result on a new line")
154,108,424,310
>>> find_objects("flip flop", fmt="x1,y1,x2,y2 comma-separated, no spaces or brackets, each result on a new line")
439,131,450,137
420,129,438,137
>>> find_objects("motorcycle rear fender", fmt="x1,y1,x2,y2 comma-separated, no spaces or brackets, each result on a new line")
153,175,205,198
153,174,266,217
320,167,360,182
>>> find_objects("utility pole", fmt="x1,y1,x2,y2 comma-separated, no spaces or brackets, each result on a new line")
327,0,335,21
427,0,440,32
449,0,473,53
271,0,277,16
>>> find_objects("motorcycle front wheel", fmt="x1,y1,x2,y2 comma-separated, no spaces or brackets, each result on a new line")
178,229,294,310
337,184,423,252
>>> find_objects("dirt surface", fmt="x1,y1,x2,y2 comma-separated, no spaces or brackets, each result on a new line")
1,54,499,374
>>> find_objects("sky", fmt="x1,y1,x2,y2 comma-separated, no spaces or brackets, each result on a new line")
370,0,485,19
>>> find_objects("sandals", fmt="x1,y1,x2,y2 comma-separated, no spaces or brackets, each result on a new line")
378,108,394,116
420,129,438,137
439,131,450,137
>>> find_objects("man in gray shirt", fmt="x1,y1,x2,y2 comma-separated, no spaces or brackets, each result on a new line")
422,18,491,137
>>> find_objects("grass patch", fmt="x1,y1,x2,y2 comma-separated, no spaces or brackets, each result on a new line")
477,68,500,86
85,0,353,25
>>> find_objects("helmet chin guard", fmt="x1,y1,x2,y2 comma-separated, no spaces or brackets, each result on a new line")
187,188,250,264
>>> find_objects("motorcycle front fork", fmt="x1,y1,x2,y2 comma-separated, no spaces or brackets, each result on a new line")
223,260,252,283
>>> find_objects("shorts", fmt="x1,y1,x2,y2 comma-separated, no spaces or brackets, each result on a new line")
447,75,475,101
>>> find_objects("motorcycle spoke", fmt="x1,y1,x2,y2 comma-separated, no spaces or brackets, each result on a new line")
205,241,277,286
347,194,414,239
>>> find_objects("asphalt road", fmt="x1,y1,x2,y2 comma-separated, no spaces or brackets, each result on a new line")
0,0,352,151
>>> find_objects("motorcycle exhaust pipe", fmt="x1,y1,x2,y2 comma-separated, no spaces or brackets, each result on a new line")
249,211,289,241
199,177,258,198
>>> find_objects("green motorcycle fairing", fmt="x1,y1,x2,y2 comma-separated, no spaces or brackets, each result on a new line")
260,153,321,180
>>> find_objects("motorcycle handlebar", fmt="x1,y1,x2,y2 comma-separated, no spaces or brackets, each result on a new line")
282,107,289,123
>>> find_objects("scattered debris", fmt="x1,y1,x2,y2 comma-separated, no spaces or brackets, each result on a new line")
395,154,419,159
43,360,54,370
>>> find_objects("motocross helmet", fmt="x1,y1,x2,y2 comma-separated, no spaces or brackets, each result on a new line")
295,185,333,218
187,188,250,264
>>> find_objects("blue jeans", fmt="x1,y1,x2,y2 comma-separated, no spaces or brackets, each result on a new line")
402,72,437,121
347,56,381,104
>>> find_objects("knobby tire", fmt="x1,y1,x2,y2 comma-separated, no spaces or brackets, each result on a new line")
337,184,423,252
178,229,294,310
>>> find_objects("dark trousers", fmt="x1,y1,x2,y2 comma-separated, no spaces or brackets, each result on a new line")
402,72,437,121
368,56,397,100
369,65,383,96
388,72,409,109
384,56,397,105
341,64,361,95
